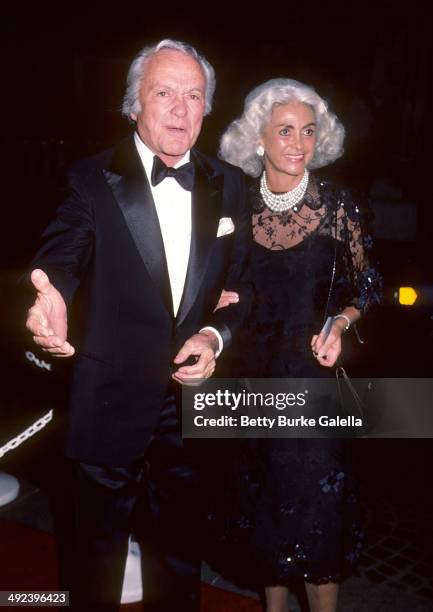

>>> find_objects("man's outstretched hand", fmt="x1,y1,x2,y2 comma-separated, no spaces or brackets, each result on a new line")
26,269,75,357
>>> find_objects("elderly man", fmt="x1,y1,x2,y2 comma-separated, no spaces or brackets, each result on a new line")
26,39,251,611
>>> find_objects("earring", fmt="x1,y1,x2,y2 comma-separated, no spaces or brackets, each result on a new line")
256,145,264,157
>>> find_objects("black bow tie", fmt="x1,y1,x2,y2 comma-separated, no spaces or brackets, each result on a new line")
151,156,195,191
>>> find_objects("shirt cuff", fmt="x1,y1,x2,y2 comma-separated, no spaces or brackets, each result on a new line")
199,326,223,358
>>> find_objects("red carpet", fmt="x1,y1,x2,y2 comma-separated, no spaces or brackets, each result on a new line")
0,519,261,611
123,585,262,612
201,584,261,612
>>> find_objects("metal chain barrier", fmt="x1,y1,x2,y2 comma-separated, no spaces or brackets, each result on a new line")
0,410,53,459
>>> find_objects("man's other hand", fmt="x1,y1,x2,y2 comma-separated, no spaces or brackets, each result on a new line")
26,269,75,357
172,330,218,383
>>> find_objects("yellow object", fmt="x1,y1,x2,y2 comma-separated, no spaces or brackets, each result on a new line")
398,287,418,306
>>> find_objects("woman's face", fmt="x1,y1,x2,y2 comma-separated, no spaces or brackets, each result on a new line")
260,101,317,180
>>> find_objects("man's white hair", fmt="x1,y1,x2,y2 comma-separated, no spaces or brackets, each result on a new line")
122,39,216,118
220,78,345,176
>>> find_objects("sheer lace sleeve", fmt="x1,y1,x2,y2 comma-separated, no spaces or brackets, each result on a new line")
335,187,383,313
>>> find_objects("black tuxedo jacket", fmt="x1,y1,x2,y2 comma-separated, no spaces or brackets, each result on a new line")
31,136,252,465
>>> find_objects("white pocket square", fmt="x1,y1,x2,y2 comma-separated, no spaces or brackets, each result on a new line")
217,217,235,237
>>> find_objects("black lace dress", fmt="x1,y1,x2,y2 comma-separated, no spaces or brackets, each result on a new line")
206,175,382,587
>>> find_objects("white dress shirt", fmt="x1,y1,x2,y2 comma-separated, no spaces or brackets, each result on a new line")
134,133,223,355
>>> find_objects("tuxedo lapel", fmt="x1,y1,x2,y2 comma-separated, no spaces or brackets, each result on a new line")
176,150,224,327
103,137,173,316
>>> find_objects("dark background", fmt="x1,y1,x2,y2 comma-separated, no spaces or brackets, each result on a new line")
2,0,432,262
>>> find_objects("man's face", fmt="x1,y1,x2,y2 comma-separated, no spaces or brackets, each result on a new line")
131,49,206,167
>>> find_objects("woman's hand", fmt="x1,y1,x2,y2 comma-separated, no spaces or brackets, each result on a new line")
310,319,345,368
214,289,239,312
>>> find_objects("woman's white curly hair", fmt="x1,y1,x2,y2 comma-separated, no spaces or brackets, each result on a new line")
219,78,345,176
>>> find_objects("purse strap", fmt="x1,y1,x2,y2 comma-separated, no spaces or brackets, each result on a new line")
335,366,366,420
322,204,339,326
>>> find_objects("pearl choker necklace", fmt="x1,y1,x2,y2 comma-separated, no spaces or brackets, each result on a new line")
260,169,309,212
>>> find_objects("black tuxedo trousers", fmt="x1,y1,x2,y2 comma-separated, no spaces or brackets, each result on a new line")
68,387,202,611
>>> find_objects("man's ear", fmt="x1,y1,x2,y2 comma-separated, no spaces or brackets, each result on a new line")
130,113,137,121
